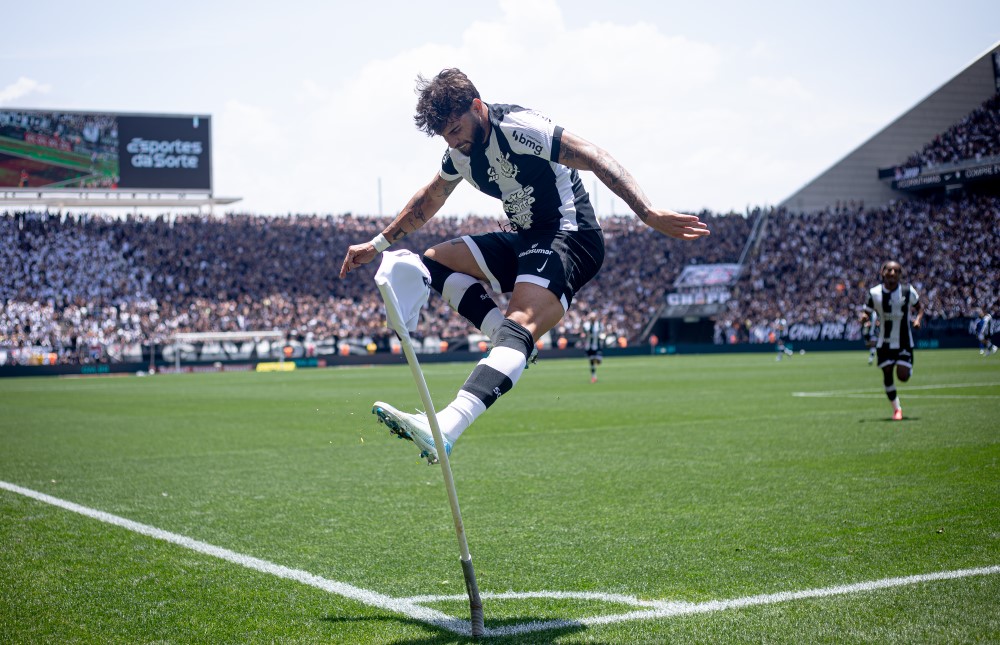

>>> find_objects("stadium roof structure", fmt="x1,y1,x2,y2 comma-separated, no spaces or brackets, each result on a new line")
0,190,241,211
781,41,1000,212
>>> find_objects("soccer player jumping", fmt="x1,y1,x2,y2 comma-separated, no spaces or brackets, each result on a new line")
860,261,924,421
340,68,710,463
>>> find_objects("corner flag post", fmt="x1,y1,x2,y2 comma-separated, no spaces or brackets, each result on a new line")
375,279,485,638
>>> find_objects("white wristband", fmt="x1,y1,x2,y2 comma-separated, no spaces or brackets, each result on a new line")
370,233,390,253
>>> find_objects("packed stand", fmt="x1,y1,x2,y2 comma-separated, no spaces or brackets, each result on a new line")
903,93,1000,169
6,192,993,364
724,194,1000,342
6,89,1000,364
558,210,754,342
0,210,751,364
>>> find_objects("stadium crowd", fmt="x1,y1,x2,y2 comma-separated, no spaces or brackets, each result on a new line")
0,189,1000,362
2,189,997,365
0,209,751,364
903,92,1000,168
724,194,1000,344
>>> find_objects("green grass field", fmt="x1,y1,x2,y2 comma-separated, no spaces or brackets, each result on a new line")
1,349,998,643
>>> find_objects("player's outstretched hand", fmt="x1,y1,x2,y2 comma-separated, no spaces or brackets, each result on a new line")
643,209,711,240
339,243,379,278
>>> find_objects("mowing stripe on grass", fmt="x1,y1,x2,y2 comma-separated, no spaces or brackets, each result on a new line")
0,480,469,636
3,479,997,639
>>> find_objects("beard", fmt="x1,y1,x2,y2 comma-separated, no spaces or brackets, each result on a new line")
457,119,487,155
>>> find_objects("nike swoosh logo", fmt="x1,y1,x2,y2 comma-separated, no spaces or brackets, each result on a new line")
536,258,549,272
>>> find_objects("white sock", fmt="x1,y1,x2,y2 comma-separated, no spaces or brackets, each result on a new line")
891,397,902,411
438,390,486,444
438,342,529,444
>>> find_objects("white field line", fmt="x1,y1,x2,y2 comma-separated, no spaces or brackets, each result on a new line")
3,480,998,638
456,565,1000,637
793,381,1000,398
0,480,467,636
408,590,666,607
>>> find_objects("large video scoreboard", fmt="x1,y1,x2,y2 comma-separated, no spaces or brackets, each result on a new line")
0,109,212,192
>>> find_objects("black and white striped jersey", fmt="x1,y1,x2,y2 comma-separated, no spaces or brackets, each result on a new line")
583,320,604,352
864,284,919,350
439,103,599,233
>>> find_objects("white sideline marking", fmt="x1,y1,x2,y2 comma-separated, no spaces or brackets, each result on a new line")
3,480,998,638
407,590,665,607
793,381,1000,398
410,567,1000,637
0,481,466,635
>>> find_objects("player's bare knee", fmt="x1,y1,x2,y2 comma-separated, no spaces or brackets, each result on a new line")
423,244,446,263
897,367,911,382
424,239,484,279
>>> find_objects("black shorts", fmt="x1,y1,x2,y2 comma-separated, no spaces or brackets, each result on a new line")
460,228,605,312
876,346,914,369
586,349,603,362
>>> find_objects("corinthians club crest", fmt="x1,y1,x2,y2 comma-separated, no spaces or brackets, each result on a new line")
487,152,519,184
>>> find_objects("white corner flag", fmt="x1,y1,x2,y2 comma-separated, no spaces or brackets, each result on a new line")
373,250,485,638
374,250,431,334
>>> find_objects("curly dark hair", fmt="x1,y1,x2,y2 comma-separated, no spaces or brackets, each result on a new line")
413,68,481,136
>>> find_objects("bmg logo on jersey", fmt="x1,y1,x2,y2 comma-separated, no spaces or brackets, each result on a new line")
511,130,543,155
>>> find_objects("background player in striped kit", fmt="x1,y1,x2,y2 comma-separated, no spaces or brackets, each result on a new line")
581,311,605,383
340,68,710,463
973,309,996,355
860,261,924,420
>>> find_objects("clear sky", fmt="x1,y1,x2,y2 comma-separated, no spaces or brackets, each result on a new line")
2,0,998,217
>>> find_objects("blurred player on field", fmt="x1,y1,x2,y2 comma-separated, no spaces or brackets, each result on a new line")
581,311,604,383
973,309,996,355
773,317,794,361
860,261,924,421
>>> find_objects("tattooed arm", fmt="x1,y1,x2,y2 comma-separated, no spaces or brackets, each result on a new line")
557,130,710,241
340,172,461,278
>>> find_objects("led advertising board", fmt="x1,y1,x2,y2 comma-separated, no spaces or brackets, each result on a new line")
0,109,211,192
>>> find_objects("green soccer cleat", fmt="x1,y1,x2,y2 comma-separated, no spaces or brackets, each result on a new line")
372,401,452,465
